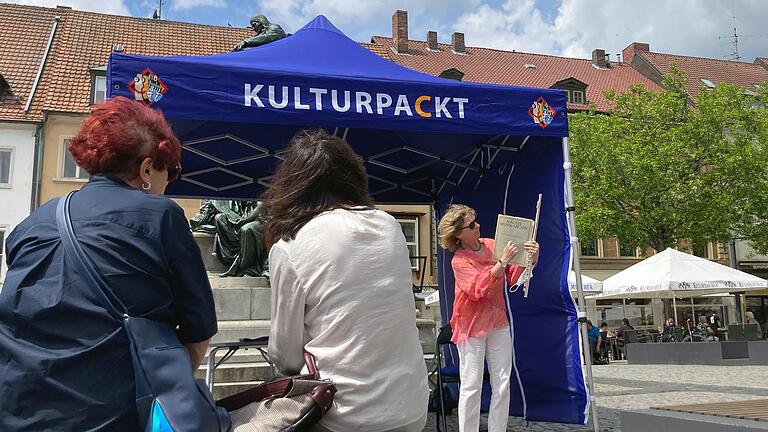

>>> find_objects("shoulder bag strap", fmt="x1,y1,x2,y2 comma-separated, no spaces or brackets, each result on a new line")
56,192,127,319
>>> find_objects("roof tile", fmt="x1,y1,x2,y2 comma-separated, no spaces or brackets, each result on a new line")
370,36,661,112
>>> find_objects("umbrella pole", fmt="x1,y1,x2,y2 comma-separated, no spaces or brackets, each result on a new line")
563,137,600,432
673,296,678,326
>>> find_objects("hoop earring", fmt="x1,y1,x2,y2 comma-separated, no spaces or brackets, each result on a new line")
141,182,151,191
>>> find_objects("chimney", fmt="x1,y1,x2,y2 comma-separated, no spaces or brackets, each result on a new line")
392,10,408,54
622,42,649,64
616,53,622,64
592,49,608,68
755,57,768,71
452,32,465,54
427,31,438,51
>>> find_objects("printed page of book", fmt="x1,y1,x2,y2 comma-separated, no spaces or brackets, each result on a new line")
493,215,534,266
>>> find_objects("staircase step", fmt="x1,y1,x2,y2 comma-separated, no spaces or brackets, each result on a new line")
212,320,271,344
195,361,274,383
211,283,271,321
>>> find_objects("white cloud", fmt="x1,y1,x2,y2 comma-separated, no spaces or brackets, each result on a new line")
455,0,767,62
1,0,130,15
171,0,226,11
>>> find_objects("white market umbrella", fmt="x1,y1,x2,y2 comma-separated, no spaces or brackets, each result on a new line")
568,271,603,294
594,248,767,323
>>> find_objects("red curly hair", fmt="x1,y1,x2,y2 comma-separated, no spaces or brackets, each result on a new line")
68,96,181,179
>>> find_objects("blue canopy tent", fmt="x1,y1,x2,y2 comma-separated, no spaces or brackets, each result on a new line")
107,15,597,428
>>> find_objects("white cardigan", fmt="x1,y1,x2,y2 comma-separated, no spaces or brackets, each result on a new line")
267,208,429,432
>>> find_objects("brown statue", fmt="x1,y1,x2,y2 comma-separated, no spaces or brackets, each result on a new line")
233,15,287,52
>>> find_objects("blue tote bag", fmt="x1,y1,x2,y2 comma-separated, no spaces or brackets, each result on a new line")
56,192,231,432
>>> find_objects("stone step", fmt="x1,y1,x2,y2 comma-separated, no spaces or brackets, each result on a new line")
212,320,271,344
210,279,271,321
211,318,436,354
195,361,274,384
204,345,270,364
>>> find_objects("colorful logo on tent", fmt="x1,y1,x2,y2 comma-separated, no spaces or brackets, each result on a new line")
528,97,556,129
129,68,167,105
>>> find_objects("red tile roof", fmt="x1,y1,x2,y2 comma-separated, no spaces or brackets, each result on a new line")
0,4,62,121
0,3,393,121
370,36,661,112
361,42,390,59
31,6,253,117
638,51,768,101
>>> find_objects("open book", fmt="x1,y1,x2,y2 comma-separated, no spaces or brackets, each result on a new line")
493,215,534,267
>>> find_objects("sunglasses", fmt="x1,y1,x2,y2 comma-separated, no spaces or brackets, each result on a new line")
167,162,182,182
460,218,477,230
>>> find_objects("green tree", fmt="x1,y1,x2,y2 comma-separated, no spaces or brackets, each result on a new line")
569,65,768,254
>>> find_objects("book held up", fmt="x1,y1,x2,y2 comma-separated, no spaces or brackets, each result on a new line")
493,215,534,267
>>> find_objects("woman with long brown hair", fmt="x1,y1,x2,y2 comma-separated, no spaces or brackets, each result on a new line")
262,129,429,432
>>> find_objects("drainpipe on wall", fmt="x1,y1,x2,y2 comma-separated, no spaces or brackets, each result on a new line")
30,119,45,211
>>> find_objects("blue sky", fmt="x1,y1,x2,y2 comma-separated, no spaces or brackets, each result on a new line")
6,0,768,62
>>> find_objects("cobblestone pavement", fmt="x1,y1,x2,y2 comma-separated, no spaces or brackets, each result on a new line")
423,361,768,431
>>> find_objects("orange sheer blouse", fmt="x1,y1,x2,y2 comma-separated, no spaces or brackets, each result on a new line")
449,238,526,345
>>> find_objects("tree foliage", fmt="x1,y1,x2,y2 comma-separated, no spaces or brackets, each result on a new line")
569,65,768,254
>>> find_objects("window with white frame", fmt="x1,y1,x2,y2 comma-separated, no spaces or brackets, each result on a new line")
0,148,11,186
397,217,420,270
567,89,585,104
60,137,89,180
92,74,107,104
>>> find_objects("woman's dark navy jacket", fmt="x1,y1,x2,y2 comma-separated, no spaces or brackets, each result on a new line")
0,176,218,431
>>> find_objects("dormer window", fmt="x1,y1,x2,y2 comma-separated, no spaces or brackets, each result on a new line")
0,74,10,98
91,66,107,104
439,68,464,81
550,77,588,106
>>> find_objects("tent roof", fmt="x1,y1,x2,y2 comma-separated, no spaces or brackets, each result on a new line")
596,248,768,299
568,271,602,293
107,15,568,137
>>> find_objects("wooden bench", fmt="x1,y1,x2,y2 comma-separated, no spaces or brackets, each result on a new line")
653,399,768,422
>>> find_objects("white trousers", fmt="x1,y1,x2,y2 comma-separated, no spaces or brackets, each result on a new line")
456,326,512,432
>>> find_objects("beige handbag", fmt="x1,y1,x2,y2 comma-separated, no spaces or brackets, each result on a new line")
217,353,336,432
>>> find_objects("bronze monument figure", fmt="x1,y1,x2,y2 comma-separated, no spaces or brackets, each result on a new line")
233,15,287,52
190,201,269,278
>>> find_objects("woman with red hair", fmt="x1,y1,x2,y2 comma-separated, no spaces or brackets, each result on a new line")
0,97,217,431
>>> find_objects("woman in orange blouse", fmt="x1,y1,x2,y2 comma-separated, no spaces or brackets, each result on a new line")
438,204,539,432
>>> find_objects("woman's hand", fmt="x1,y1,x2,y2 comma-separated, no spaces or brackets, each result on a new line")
500,241,518,264
524,241,540,265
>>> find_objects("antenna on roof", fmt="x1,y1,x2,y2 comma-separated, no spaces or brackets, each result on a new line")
716,4,740,61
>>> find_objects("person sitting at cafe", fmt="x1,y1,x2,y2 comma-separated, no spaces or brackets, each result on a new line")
616,318,634,339
698,315,718,342
586,320,602,358
746,311,762,338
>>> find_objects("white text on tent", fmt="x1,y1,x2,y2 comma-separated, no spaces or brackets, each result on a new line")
244,84,469,119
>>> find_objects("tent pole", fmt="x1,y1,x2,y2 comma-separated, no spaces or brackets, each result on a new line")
562,137,600,432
